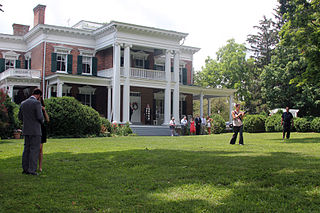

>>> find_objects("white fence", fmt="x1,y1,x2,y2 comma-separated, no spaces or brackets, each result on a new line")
0,68,41,81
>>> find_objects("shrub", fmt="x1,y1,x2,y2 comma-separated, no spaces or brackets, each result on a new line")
243,114,266,133
45,97,101,137
311,117,320,132
0,89,20,139
294,117,311,132
211,114,226,134
265,114,282,132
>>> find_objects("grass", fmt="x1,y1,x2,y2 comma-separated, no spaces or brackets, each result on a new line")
1,132,320,212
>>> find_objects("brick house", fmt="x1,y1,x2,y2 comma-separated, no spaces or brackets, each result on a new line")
0,4,235,125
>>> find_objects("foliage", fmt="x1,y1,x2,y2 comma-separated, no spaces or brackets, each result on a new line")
311,117,320,132
265,114,282,132
0,89,20,139
45,97,101,137
247,15,279,68
294,117,312,132
279,0,320,86
193,97,230,121
0,89,9,138
194,39,250,102
210,113,226,134
243,114,266,133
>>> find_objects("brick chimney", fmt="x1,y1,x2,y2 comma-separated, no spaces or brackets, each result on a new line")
12,24,30,36
33,4,46,27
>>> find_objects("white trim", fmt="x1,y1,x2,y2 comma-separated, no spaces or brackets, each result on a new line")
3,51,20,60
54,46,72,54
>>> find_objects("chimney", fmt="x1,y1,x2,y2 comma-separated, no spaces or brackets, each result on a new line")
33,4,46,27
12,24,30,36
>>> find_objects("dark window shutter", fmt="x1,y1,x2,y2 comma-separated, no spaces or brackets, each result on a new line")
171,66,173,72
92,57,97,76
77,55,83,75
51,53,57,72
144,60,149,69
67,54,73,74
15,60,21,68
29,59,31,69
24,60,28,69
0,58,5,73
182,68,187,85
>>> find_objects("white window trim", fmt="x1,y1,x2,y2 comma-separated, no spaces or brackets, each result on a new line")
56,53,68,73
81,56,93,75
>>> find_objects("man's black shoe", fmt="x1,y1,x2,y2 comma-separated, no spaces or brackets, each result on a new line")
22,170,29,174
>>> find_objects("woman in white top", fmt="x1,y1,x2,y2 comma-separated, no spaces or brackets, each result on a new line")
229,104,245,145
206,116,212,135
169,117,176,136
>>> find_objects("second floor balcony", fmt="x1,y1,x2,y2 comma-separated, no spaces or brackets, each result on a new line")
0,68,41,81
98,67,180,82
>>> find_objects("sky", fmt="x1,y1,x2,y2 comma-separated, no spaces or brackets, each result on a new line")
0,0,278,71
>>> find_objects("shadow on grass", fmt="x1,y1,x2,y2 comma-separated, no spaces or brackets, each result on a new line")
270,136,320,144
1,149,320,212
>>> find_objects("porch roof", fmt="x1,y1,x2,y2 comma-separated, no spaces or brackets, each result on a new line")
180,85,235,99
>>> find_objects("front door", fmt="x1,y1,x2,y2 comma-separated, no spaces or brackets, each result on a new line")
130,92,141,124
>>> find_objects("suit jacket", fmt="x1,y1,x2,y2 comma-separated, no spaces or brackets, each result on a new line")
195,117,201,126
18,96,44,136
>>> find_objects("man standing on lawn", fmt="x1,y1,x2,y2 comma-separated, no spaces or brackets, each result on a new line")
18,88,44,175
281,106,294,139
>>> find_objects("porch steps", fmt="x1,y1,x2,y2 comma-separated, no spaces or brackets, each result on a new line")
130,125,171,136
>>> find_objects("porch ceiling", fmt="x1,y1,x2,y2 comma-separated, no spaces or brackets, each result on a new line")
180,85,235,98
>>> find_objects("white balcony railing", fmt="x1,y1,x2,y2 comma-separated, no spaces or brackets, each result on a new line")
98,67,166,81
0,68,41,81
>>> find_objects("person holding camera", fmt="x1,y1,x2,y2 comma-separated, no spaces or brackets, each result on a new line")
230,103,245,145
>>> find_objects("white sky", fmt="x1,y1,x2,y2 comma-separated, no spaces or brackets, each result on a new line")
0,0,278,71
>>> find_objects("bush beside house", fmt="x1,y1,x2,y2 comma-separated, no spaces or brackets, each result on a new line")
243,115,266,133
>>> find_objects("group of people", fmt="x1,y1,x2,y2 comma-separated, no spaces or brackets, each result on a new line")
18,88,49,176
169,115,214,136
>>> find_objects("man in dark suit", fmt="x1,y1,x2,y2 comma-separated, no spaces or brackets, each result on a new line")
18,88,44,175
195,115,201,135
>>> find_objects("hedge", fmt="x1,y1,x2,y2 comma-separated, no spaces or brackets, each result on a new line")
265,114,282,132
243,114,266,133
45,97,101,137
294,117,311,132
311,117,320,132
211,114,226,134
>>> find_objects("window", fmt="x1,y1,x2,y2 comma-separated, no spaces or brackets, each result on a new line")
82,56,91,74
57,54,66,72
135,59,144,68
5,59,15,70
80,94,91,106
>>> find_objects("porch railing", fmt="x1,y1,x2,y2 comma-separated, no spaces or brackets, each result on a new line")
98,67,166,81
0,68,41,81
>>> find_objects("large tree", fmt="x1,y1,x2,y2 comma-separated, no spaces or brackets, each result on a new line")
247,16,279,68
195,39,250,102
279,0,320,86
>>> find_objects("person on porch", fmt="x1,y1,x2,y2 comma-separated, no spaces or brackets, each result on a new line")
144,104,152,125
195,115,201,135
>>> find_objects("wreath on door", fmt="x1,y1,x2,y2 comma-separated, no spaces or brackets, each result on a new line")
132,102,138,110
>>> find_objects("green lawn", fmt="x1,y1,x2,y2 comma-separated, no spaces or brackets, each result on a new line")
1,132,320,212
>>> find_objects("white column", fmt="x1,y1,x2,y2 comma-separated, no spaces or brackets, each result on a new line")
7,85,14,100
122,44,131,123
107,86,112,121
57,81,63,97
172,50,180,124
48,86,52,98
163,50,171,125
207,98,211,116
200,92,204,117
229,95,233,122
112,42,121,123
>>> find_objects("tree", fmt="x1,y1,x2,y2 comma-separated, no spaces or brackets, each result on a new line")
195,39,249,102
279,0,320,86
247,16,279,68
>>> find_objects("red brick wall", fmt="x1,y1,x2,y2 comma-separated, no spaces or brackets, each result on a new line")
184,60,193,85
185,94,193,116
13,24,30,36
96,47,113,70
31,43,43,71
